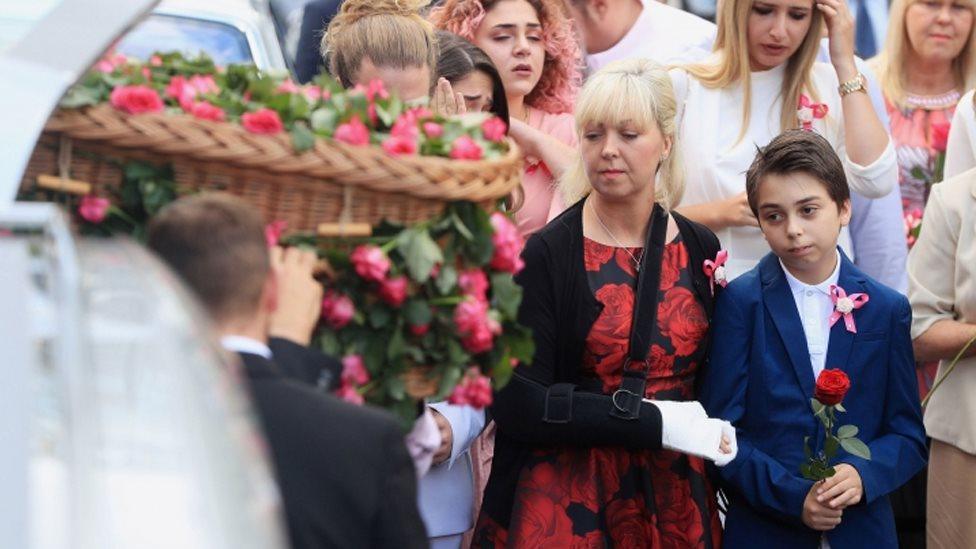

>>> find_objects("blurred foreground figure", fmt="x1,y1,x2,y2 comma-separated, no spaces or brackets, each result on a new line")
147,193,428,549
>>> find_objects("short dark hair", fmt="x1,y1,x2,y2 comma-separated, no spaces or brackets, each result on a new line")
435,31,510,126
147,193,269,323
745,130,850,217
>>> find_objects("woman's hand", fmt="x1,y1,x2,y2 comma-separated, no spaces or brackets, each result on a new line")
431,77,466,117
677,192,758,232
817,0,858,80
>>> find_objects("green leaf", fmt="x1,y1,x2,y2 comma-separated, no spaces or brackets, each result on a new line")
369,306,392,329
834,403,846,413
60,86,103,108
824,435,840,459
434,366,463,400
316,330,341,357
490,273,522,319
800,462,816,481
840,437,872,460
435,264,458,295
386,326,406,361
502,324,535,364
492,351,515,389
824,465,837,478
397,228,444,283
290,121,316,153
403,299,433,327
810,398,825,417
310,107,339,134
837,424,859,439
387,375,406,401
445,338,469,369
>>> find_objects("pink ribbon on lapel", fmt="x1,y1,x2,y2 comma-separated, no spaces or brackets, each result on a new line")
828,284,869,333
703,250,729,295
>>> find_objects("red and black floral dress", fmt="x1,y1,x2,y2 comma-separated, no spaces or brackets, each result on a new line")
483,236,722,548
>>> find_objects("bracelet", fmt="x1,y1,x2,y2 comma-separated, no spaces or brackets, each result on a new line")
838,73,867,97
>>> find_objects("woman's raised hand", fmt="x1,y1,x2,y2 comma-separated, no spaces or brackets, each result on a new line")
432,77,466,117
816,0,859,80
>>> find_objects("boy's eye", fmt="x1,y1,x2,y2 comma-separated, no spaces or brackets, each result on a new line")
765,212,783,222
801,206,818,215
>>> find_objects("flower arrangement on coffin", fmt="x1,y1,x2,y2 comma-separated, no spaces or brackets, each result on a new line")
51,51,530,425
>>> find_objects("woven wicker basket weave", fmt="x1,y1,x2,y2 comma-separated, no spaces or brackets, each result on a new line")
21,104,523,231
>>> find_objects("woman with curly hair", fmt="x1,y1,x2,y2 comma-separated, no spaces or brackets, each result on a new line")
429,0,583,236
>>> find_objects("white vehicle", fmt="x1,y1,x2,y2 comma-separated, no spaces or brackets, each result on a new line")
0,1,290,548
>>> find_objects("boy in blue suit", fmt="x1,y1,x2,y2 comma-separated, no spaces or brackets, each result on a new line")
700,130,926,548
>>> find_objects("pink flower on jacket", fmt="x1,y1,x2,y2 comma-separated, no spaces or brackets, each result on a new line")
241,108,284,135
458,269,490,301
488,212,525,273
334,116,370,146
321,291,355,329
341,354,371,385
350,244,391,282
482,116,508,142
448,367,493,408
78,196,110,223
377,275,409,307
109,85,164,115
449,135,483,160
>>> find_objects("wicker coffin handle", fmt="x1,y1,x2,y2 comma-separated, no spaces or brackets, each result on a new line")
318,184,372,237
36,136,92,195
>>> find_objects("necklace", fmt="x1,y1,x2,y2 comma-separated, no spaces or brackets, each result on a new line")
590,201,643,272
904,89,961,110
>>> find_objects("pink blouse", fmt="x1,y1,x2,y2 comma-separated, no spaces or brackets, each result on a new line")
514,107,577,237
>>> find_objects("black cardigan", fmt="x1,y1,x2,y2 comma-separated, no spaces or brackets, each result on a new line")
480,198,722,530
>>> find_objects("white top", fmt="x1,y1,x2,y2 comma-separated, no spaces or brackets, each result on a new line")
585,0,715,74
671,61,897,279
781,251,842,380
945,88,976,179
219,335,271,359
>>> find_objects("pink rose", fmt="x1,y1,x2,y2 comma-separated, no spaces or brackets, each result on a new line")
321,291,355,329
149,55,162,66
462,323,495,354
409,323,430,337
141,67,152,81
449,135,483,160
391,115,420,140
350,244,391,282
454,297,490,335
303,85,323,102
341,354,370,385
423,122,444,138
488,212,525,273
264,220,287,247
482,116,507,142
381,135,418,156
336,383,365,405
241,108,284,135
109,85,164,115
276,79,300,94
377,275,409,307
95,52,127,73
334,116,370,146
407,106,434,120
78,196,110,224
189,101,226,122
166,76,196,110
448,367,493,408
189,75,219,95
459,269,490,301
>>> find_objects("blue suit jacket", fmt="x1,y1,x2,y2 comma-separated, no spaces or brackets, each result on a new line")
701,251,926,548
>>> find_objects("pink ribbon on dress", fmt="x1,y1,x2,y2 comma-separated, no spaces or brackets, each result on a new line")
828,284,869,333
703,250,729,295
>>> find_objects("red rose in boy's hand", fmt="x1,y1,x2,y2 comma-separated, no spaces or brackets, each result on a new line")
814,368,850,406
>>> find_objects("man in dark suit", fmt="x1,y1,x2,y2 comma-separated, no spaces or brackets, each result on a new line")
146,193,428,549
294,0,342,83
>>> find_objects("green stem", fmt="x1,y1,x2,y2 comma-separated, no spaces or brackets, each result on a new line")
921,333,976,408
108,206,138,227
429,296,465,306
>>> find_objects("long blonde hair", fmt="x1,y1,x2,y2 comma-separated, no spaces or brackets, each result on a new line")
871,0,976,108
681,0,824,142
560,58,684,210
322,0,437,89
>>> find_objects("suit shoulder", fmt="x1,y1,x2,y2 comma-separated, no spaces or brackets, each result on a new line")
722,268,762,302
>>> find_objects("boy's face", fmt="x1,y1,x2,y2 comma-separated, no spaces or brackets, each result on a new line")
754,172,851,285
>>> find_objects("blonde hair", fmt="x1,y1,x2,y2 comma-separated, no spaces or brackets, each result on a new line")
322,0,437,89
559,58,684,209
680,0,824,142
871,0,976,109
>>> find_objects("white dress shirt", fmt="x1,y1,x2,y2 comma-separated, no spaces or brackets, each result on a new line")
780,252,842,380
220,335,272,359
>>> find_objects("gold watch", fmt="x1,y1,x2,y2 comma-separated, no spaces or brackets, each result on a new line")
838,73,867,97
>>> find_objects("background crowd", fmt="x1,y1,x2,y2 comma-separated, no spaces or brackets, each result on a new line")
131,0,976,547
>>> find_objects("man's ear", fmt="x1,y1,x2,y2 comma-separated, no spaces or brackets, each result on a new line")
838,198,852,228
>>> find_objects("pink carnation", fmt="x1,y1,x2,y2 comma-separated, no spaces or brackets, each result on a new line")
303,85,324,102
264,220,287,247
276,79,300,94
188,101,225,122
109,85,164,115
482,116,507,142
454,297,490,335
241,108,284,135
350,244,391,282
458,269,489,301
341,354,370,385
334,116,370,146
382,135,418,156
448,367,493,408
321,291,355,329
488,212,525,273
377,275,409,308
423,122,444,138
78,196,110,224
149,55,163,66
391,114,420,140
449,135,483,160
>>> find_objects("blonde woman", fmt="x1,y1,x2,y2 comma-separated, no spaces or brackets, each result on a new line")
872,0,976,216
672,0,897,279
474,58,734,548
322,0,437,102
